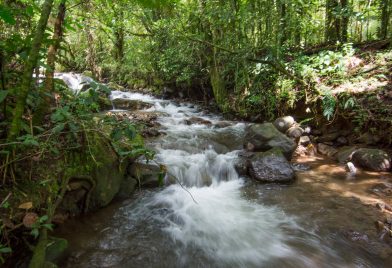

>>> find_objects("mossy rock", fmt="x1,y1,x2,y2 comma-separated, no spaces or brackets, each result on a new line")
60,133,128,211
45,237,68,263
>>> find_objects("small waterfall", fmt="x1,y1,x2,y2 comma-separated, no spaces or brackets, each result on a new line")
54,72,94,94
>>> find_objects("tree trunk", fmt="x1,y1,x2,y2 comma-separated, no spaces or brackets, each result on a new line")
341,0,349,42
8,0,54,140
379,0,390,39
325,0,339,43
34,0,66,125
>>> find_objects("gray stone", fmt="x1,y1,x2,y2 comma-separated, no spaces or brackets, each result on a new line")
286,126,304,139
112,99,152,110
214,121,232,128
336,136,348,145
244,123,297,159
352,148,391,172
234,158,249,176
318,132,340,142
183,116,212,125
273,116,295,133
336,146,358,163
317,143,338,157
248,148,295,183
129,162,162,188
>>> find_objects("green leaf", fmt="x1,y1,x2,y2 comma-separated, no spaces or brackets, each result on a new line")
52,123,65,134
30,228,39,239
0,90,8,103
0,247,12,254
39,215,48,223
18,135,39,147
0,5,15,25
42,223,53,231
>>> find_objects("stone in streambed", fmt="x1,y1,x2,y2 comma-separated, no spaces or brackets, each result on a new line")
117,176,138,198
244,123,296,159
273,116,295,133
317,143,338,157
336,146,358,163
112,98,152,110
248,148,295,183
352,148,391,172
286,126,304,139
183,116,212,125
129,162,162,188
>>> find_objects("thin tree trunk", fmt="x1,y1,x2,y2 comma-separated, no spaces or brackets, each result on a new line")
325,0,339,43
8,0,54,140
379,0,390,39
341,0,349,42
33,0,66,125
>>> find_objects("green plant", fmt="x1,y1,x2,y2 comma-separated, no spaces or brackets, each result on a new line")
30,215,53,239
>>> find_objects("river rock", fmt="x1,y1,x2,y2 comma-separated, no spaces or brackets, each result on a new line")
273,116,295,133
214,121,232,128
336,136,348,145
244,123,297,159
248,148,295,183
318,132,340,143
183,116,212,125
234,158,249,176
117,176,138,198
129,162,162,188
317,143,338,157
352,148,391,172
336,146,358,163
112,98,152,110
286,126,304,139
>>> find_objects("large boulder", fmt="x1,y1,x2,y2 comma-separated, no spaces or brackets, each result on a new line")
244,123,297,159
248,148,295,183
352,148,391,172
273,116,295,133
336,146,358,164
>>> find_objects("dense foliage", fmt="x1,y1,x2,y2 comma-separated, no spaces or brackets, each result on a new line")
0,0,391,265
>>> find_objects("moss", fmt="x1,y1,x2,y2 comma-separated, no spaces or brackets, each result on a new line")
45,237,68,262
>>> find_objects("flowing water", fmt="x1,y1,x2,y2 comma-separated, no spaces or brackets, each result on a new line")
56,87,392,268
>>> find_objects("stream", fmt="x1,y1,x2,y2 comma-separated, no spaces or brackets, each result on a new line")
55,84,392,267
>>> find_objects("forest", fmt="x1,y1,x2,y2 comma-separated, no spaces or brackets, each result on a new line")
1,0,392,267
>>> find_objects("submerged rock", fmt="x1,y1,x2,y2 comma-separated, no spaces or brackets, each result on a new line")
248,148,295,183
273,116,295,133
352,148,391,172
244,123,296,159
183,116,212,125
